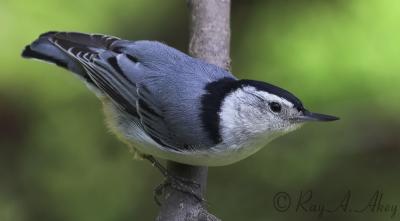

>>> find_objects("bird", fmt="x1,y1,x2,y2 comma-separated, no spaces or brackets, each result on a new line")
22,31,338,168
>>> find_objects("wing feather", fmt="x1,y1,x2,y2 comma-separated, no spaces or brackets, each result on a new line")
48,32,194,150
25,31,235,151
136,85,191,151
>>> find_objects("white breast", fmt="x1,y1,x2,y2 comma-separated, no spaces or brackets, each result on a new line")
102,91,293,166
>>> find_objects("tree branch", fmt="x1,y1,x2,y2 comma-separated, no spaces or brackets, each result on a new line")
156,0,231,220
188,0,231,69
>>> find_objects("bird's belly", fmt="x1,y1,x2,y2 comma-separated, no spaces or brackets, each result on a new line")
126,127,274,167
103,102,276,166
110,117,272,166
126,132,271,167
172,134,277,166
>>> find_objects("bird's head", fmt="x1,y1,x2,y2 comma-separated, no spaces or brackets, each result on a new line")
210,79,339,144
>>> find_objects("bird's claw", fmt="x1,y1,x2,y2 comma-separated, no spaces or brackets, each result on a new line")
153,173,204,206
143,155,204,205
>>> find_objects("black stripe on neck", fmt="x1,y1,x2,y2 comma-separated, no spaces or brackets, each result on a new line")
200,77,239,144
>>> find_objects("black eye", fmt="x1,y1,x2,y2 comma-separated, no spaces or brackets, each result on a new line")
269,102,282,113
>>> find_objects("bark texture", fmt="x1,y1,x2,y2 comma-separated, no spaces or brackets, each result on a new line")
156,0,231,220
188,0,231,69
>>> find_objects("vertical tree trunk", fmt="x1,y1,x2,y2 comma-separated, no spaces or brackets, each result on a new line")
156,0,230,220
188,0,231,69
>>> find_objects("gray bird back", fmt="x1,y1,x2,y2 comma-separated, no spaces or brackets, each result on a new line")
22,32,235,150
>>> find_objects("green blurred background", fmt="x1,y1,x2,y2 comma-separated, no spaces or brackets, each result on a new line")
1,0,399,220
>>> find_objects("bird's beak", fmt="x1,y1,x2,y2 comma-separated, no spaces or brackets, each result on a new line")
292,110,339,122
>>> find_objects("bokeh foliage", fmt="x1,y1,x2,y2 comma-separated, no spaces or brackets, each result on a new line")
1,0,399,220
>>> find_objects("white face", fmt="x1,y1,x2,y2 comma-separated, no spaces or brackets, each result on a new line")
219,86,304,145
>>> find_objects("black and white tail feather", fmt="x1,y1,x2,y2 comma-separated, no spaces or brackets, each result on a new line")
22,32,136,107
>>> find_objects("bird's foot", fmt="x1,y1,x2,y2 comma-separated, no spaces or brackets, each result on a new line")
153,172,204,206
143,155,204,205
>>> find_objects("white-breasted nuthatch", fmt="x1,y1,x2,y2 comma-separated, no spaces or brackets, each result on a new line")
22,32,339,167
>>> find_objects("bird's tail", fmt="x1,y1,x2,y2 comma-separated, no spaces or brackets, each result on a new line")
22,32,84,74
22,31,106,87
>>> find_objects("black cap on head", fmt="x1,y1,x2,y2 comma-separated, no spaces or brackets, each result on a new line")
239,80,339,122
239,79,305,111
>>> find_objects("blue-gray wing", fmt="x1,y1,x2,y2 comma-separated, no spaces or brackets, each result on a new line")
31,32,234,150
